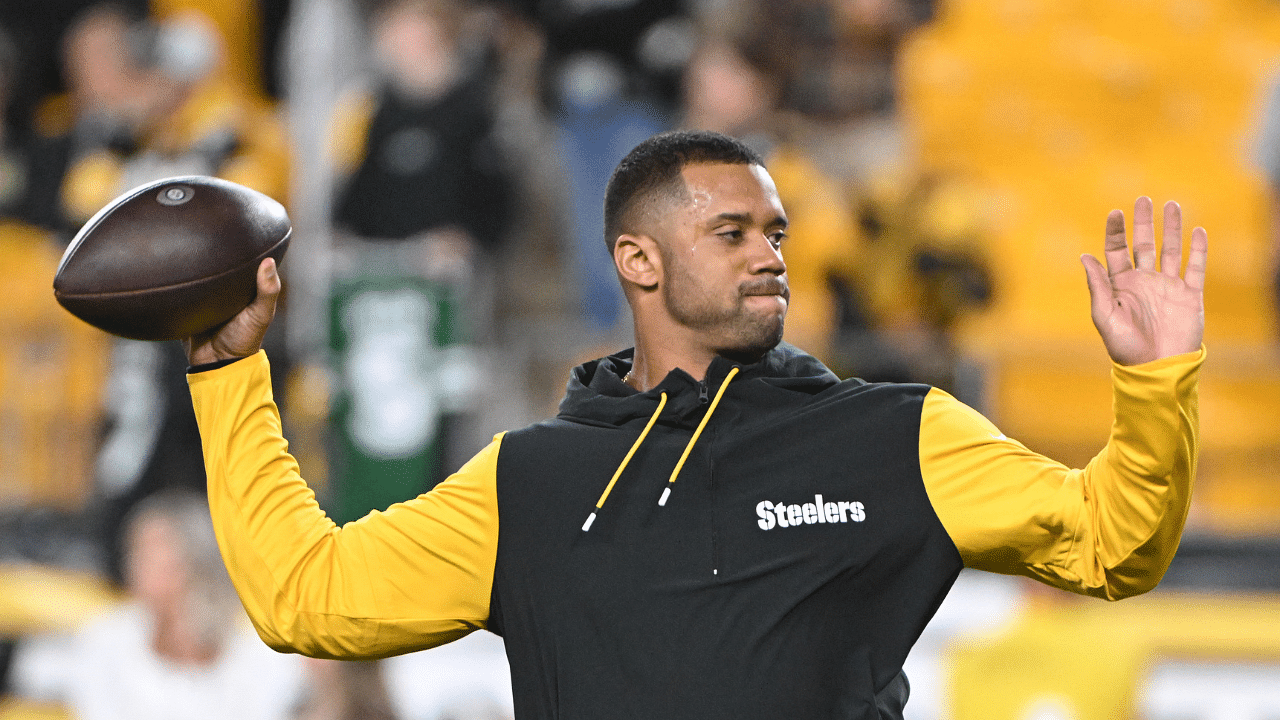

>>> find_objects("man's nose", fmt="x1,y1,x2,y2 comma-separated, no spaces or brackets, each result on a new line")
748,233,786,275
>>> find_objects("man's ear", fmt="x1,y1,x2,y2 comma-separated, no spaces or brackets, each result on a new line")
614,233,661,290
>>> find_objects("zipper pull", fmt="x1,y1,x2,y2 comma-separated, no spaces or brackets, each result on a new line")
698,381,709,405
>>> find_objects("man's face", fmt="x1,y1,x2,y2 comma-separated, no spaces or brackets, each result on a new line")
656,162,789,359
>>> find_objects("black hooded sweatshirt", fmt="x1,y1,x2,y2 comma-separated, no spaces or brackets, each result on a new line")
489,345,950,718
190,343,1202,720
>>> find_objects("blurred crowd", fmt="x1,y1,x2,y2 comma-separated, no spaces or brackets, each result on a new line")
0,0,1001,717
0,0,996,567
2,0,1279,718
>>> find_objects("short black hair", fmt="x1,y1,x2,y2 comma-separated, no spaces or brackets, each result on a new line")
603,130,764,252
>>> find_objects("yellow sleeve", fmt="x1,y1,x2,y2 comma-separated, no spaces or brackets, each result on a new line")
920,347,1203,600
188,351,500,658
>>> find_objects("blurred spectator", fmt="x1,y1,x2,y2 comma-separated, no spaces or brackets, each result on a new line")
0,27,38,224
330,0,514,258
681,3,991,393
0,20,110,518
293,659,401,720
19,2,294,581
30,2,290,237
323,0,519,520
1257,71,1280,337
745,0,933,185
508,0,690,335
291,0,522,665
21,2,151,234
553,51,668,332
150,0,291,101
837,171,993,393
0,0,137,142
682,30,860,365
9,489,307,720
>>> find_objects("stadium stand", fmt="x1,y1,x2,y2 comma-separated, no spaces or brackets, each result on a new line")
898,0,1280,535
0,223,107,509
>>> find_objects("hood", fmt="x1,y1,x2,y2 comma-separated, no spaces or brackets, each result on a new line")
558,342,841,428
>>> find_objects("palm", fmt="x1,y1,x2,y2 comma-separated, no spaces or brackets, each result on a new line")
1082,198,1207,366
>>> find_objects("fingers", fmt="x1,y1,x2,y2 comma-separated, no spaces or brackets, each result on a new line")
1109,198,1197,280
1185,226,1208,290
1103,209,1133,276
1160,201,1182,277
1131,196,1157,271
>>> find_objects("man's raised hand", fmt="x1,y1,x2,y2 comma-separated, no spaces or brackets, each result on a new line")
1081,197,1207,366
184,258,281,366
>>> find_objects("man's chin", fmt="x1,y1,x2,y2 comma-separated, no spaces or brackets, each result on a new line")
719,319,785,363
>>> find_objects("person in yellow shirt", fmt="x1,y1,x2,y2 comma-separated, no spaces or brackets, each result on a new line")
185,131,1205,719
43,4,289,230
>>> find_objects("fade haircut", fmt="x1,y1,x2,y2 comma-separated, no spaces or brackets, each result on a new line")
603,130,764,252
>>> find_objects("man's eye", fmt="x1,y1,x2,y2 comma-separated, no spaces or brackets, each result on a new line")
718,229,743,241
769,232,787,248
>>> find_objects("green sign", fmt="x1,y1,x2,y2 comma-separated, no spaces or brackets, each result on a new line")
327,264,465,525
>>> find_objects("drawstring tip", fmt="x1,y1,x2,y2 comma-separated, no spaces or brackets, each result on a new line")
582,512,597,532
658,487,671,507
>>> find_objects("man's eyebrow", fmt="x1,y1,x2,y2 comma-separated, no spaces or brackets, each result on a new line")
708,212,789,228
709,212,751,225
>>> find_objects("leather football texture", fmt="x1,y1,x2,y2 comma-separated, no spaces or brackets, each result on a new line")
53,176,291,341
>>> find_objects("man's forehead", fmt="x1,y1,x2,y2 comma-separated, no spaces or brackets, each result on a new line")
677,162,784,219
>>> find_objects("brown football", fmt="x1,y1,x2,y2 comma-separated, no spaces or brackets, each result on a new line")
53,176,290,341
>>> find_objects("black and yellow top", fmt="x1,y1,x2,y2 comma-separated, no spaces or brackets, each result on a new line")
189,343,1202,720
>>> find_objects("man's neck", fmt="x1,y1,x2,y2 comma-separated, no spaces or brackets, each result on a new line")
628,327,773,391
626,328,721,392
626,345,715,393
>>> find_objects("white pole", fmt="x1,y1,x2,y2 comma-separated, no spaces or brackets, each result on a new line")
281,0,365,362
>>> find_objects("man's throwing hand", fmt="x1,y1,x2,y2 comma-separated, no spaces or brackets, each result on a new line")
184,258,281,366
1080,197,1206,366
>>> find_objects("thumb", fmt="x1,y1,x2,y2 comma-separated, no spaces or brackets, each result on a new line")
184,258,281,365
1080,253,1113,322
244,257,281,326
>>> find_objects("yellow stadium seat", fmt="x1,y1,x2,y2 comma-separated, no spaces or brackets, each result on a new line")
0,223,108,508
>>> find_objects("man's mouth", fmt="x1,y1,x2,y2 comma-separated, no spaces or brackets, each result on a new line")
741,279,790,302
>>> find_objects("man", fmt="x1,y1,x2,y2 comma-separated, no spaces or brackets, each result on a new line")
186,131,1206,719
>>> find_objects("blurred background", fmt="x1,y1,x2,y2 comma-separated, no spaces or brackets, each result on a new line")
0,0,1278,718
